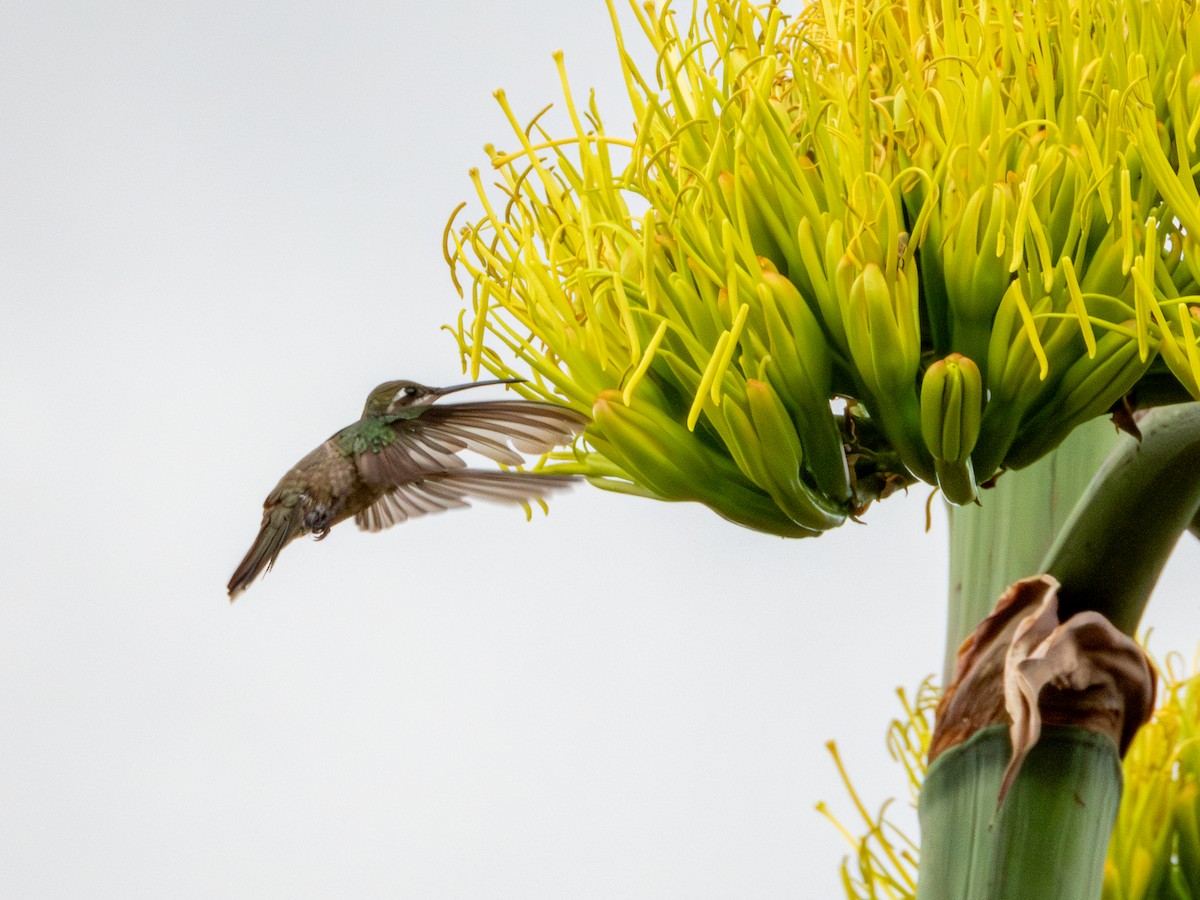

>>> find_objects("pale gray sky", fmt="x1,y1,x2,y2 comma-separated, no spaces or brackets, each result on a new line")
2,2,1197,898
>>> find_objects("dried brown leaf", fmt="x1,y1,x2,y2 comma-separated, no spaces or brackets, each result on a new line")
1000,587,1155,807
930,575,1156,810
929,576,1058,762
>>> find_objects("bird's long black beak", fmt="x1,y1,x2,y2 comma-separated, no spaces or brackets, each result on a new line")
433,377,526,397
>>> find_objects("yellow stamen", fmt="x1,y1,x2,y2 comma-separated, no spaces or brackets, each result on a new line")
1013,282,1050,380
711,304,750,405
610,269,641,361
688,330,730,430
1009,164,1036,274
1075,116,1113,222
623,320,669,406
1136,217,1161,362
1131,263,1155,363
1061,257,1097,358
1119,168,1133,276
489,136,637,168
1178,302,1200,394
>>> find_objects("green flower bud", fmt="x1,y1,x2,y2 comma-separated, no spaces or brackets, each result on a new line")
920,354,984,505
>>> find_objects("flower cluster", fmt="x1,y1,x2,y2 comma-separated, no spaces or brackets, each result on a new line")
447,0,1200,534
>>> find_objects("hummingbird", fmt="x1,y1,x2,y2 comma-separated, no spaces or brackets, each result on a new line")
228,378,589,599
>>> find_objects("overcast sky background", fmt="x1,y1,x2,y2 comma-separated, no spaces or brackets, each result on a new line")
3,2,1198,898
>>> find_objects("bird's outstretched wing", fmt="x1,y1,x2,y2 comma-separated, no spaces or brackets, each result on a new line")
354,401,589,486
355,470,579,531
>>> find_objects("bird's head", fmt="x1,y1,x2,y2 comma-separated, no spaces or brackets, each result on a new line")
361,377,525,419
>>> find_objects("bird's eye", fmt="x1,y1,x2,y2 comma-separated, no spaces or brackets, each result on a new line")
404,386,419,397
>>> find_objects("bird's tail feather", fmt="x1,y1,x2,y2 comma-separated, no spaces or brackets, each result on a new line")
227,503,303,600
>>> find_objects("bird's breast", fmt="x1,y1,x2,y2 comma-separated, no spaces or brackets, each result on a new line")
265,442,372,519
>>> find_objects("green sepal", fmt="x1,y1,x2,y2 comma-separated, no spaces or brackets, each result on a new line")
934,457,979,506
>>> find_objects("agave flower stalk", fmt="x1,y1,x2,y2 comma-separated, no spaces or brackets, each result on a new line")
825,652,1200,900
445,0,1200,896
1043,403,1200,634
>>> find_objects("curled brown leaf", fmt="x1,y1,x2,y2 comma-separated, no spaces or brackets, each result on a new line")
929,575,1156,810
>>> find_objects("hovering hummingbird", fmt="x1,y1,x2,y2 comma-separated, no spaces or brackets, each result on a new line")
228,378,589,599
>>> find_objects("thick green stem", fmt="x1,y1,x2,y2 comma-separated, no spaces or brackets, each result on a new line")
920,409,1190,897
921,405,1200,900
916,726,1121,900
944,418,1118,678
1042,403,1200,634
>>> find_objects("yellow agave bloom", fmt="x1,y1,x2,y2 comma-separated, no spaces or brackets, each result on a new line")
447,0,1200,534
819,681,936,900
1105,652,1200,900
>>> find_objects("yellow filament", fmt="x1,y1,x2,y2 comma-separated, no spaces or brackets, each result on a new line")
623,320,669,406
1009,164,1036,274
471,284,492,379
1131,263,1154,363
1061,257,1097,358
1075,116,1113,222
722,223,740,317
1137,218,1161,362
1179,302,1200,393
489,136,637,168
1120,168,1133,275
688,330,731,430
470,167,521,262
610,270,641,362
711,304,750,405
1014,286,1050,379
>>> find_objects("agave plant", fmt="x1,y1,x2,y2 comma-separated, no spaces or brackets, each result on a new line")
448,0,1200,529
445,0,1200,896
